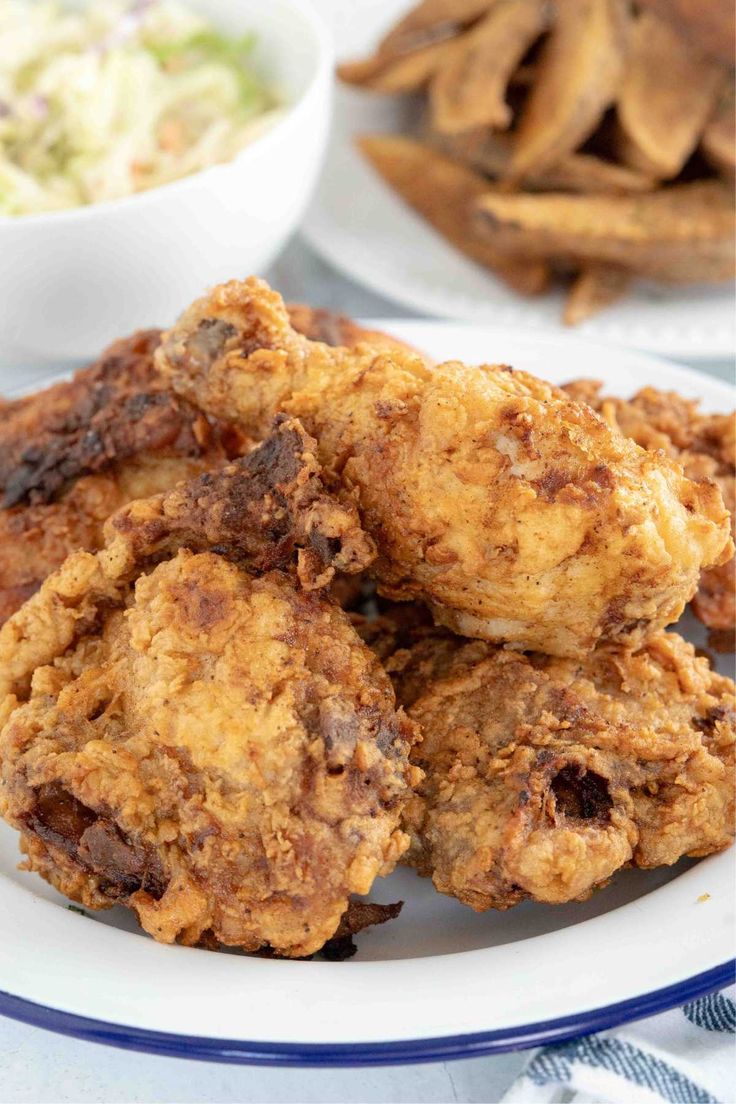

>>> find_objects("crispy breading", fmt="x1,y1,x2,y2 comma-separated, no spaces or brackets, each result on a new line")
0,309,409,627
375,617,735,911
359,135,550,295
287,305,417,357
474,181,736,283
0,331,225,627
615,11,726,180
155,277,732,658
563,380,735,646
508,0,629,181
429,0,550,133
0,420,414,957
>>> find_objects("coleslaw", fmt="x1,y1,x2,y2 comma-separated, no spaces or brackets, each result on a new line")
0,0,282,216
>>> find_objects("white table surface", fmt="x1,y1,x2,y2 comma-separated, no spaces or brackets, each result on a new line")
0,235,732,1104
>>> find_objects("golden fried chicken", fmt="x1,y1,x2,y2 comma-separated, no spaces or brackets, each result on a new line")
0,309,402,628
0,419,418,957
370,615,735,911
287,304,418,357
0,331,227,627
155,277,732,658
564,380,735,649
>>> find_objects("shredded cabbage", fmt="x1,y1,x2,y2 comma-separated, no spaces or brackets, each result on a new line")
0,0,281,215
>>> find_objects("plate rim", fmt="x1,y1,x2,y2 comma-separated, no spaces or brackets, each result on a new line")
0,324,733,1065
1,962,733,1067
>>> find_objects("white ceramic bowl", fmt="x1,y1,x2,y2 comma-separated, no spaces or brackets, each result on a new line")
0,0,332,373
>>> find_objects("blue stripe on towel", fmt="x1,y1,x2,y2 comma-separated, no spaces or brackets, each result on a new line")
524,1036,717,1103
683,993,736,1034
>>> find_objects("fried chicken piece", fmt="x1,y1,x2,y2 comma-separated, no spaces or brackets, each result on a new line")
564,380,735,648
0,331,226,627
155,277,732,658
0,309,402,628
0,419,417,957
374,616,734,911
287,305,417,357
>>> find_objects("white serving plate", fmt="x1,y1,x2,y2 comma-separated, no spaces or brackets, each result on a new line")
302,0,736,361
0,322,733,1065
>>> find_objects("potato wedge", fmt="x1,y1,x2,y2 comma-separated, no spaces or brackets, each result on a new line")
338,0,495,90
359,134,549,295
616,11,726,180
564,264,631,325
637,0,735,67
702,82,736,184
474,182,736,282
430,0,551,133
430,125,654,193
509,0,629,181
379,0,499,58
338,40,455,93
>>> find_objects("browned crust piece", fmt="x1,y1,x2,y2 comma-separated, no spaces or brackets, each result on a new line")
0,421,413,958
0,331,226,627
563,379,735,647
367,613,736,911
287,304,418,357
153,276,733,659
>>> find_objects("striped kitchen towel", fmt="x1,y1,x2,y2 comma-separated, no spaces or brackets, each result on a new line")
502,986,735,1104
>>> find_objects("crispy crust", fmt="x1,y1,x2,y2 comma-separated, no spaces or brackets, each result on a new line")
371,615,735,911
563,380,735,645
0,421,414,957
0,331,225,626
0,308,401,628
156,277,733,658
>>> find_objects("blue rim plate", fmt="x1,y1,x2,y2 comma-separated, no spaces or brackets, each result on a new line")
1,325,733,1068
1,962,733,1067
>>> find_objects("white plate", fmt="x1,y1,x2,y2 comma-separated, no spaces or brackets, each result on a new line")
302,0,736,361
0,323,734,1065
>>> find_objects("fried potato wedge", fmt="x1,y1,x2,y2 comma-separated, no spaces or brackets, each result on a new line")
338,0,495,91
702,83,736,184
564,264,632,325
637,0,736,67
429,125,654,193
360,134,549,295
338,40,454,93
475,182,736,282
430,0,551,133
509,0,629,180
616,11,726,180
378,0,498,58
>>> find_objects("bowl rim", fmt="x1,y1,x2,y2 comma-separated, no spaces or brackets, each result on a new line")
0,0,333,228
